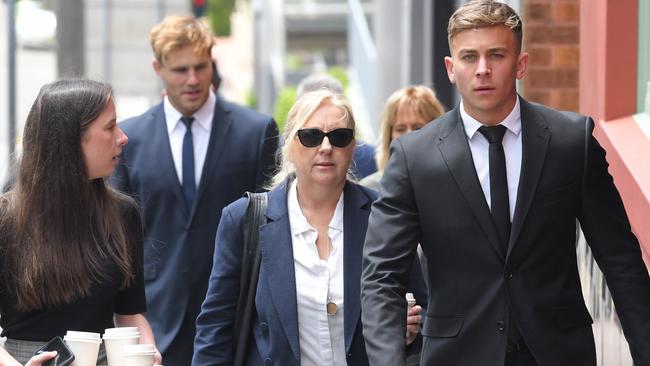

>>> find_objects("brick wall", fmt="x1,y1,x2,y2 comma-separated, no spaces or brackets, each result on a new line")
522,0,580,112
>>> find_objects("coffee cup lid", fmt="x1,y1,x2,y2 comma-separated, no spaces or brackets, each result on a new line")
104,327,139,334
102,332,141,340
65,330,102,341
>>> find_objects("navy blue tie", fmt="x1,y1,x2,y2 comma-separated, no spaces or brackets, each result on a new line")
181,116,196,207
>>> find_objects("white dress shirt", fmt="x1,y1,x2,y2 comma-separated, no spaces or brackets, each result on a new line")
164,91,216,186
461,97,523,220
288,179,346,366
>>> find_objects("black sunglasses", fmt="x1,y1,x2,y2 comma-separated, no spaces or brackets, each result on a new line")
296,128,354,148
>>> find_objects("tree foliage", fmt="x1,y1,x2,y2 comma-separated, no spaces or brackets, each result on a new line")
207,0,236,37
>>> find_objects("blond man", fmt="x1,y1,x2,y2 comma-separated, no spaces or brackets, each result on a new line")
360,1,650,365
110,15,278,365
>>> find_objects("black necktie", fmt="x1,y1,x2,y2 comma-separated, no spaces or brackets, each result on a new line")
181,116,196,207
478,125,510,251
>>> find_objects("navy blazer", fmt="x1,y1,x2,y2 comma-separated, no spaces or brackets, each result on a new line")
193,180,378,365
110,97,279,359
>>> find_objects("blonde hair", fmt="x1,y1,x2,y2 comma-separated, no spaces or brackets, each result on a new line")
376,86,445,171
448,0,523,52
150,15,214,64
270,90,356,187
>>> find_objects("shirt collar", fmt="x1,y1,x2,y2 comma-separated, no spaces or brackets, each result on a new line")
164,90,216,134
460,95,522,140
288,179,344,236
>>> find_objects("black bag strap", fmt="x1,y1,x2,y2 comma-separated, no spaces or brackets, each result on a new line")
233,191,268,366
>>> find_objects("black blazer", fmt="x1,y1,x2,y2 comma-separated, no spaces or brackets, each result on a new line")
360,97,650,366
110,97,279,358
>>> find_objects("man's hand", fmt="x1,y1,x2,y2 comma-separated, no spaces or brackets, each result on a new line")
406,305,423,345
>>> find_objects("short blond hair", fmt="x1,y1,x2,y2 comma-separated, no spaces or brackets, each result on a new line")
270,90,356,187
448,0,523,52
149,15,214,63
376,86,445,171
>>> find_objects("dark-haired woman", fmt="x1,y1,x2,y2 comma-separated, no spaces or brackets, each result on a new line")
193,90,425,365
0,79,160,366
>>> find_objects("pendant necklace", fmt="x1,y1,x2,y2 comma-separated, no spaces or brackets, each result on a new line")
297,187,337,316
326,237,337,316
327,296,338,316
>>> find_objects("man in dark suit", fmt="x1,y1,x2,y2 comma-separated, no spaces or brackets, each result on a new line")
110,15,278,366
360,1,650,365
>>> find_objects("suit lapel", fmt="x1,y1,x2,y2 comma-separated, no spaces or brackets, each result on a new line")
507,99,550,259
342,183,372,352
259,183,300,360
152,104,191,216
438,109,505,260
188,97,233,221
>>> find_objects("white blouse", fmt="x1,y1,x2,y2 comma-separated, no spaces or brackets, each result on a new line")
287,179,346,366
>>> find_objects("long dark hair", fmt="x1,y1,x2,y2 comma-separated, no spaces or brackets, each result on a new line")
0,79,134,311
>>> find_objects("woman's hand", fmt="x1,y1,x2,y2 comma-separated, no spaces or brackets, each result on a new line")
25,351,57,366
153,348,163,365
114,313,162,364
406,305,423,345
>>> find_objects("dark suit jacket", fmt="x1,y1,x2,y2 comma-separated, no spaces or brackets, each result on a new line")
110,97,279,360
193,180,378,365
360,97,650,366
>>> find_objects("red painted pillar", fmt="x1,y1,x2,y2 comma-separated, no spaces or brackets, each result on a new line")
580,0,649,266
580,0,638,121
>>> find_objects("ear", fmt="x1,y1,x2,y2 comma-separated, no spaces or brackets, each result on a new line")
152,58,162,76
515,52,529,80
444,56,456,84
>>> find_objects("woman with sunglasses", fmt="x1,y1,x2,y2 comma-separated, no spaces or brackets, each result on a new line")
193,90,424,365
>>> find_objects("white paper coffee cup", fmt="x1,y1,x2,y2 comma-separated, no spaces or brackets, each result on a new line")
64,331,102,366
123,344,156,366
103,331,141,366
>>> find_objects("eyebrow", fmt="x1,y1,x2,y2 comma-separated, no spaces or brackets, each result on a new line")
170,61,209,70
458,46,510,54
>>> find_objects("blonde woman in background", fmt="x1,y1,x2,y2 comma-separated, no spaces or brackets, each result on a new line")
360,87,444,364
361,86,445,191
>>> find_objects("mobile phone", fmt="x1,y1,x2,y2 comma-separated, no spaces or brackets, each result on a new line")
34,336,75,366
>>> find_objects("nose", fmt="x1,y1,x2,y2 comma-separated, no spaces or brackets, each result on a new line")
187,69,199,85
475,56,491,77
117,126,129,146
319,136,333,152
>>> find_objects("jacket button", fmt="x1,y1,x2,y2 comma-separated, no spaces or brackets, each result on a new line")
497,321,506,334
260,322,269,333
347,353,352,358
504,270,513,279
264,358,273,365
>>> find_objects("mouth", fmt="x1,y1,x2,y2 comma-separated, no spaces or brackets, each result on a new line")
183,90,202,99
315,162,335,168
474,86,495,94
